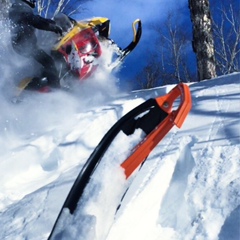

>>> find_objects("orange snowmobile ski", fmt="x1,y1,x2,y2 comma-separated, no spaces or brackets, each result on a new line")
121,83,192,179
48,83,191,239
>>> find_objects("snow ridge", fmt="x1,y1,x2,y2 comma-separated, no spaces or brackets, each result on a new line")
0,41,239,240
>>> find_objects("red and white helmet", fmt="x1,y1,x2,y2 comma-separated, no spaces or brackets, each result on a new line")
59,27,102,80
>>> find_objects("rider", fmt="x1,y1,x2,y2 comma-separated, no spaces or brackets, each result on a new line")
8,0,63,88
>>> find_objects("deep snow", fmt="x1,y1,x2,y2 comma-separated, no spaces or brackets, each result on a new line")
0,72,239,240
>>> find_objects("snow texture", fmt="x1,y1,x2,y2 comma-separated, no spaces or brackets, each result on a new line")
0,18,240,240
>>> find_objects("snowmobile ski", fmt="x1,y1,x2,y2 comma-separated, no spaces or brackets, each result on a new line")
16,77,34,96
108,19,142,70
48,83,191,239
11,77,35,103
15,77,51,98
121,83,192,178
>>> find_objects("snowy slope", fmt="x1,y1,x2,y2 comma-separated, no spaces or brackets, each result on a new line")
0,73,239,240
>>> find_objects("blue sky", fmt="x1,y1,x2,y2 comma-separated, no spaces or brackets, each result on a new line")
76,0,187,89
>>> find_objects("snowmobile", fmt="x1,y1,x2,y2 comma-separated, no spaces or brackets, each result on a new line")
17,13,142,94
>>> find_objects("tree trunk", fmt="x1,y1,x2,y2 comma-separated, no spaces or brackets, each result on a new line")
189,0,217,80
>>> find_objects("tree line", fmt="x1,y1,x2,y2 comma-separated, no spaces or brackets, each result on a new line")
137,0,240,89
0,0,89,19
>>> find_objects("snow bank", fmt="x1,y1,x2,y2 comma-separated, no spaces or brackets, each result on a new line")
0,24,239,240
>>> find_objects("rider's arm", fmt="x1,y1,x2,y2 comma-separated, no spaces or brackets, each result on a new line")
25,13,62,34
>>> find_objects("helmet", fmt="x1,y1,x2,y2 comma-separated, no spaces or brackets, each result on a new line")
22,0,36,8
59,28,102,80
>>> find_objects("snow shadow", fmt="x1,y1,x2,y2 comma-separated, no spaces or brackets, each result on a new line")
219,205,240,240
158,136,196,229
189,73,240,95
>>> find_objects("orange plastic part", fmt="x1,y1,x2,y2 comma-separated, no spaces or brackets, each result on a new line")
121,83,192,179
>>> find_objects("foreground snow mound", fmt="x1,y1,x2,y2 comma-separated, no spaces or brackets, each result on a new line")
0,73,239,240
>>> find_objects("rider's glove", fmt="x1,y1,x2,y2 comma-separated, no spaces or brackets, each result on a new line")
52,25,63,36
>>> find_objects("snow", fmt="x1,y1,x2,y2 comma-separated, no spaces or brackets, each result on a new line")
0,18,240,240
0,71,239,240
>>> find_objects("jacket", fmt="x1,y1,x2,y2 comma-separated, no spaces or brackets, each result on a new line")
9,1,58,50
